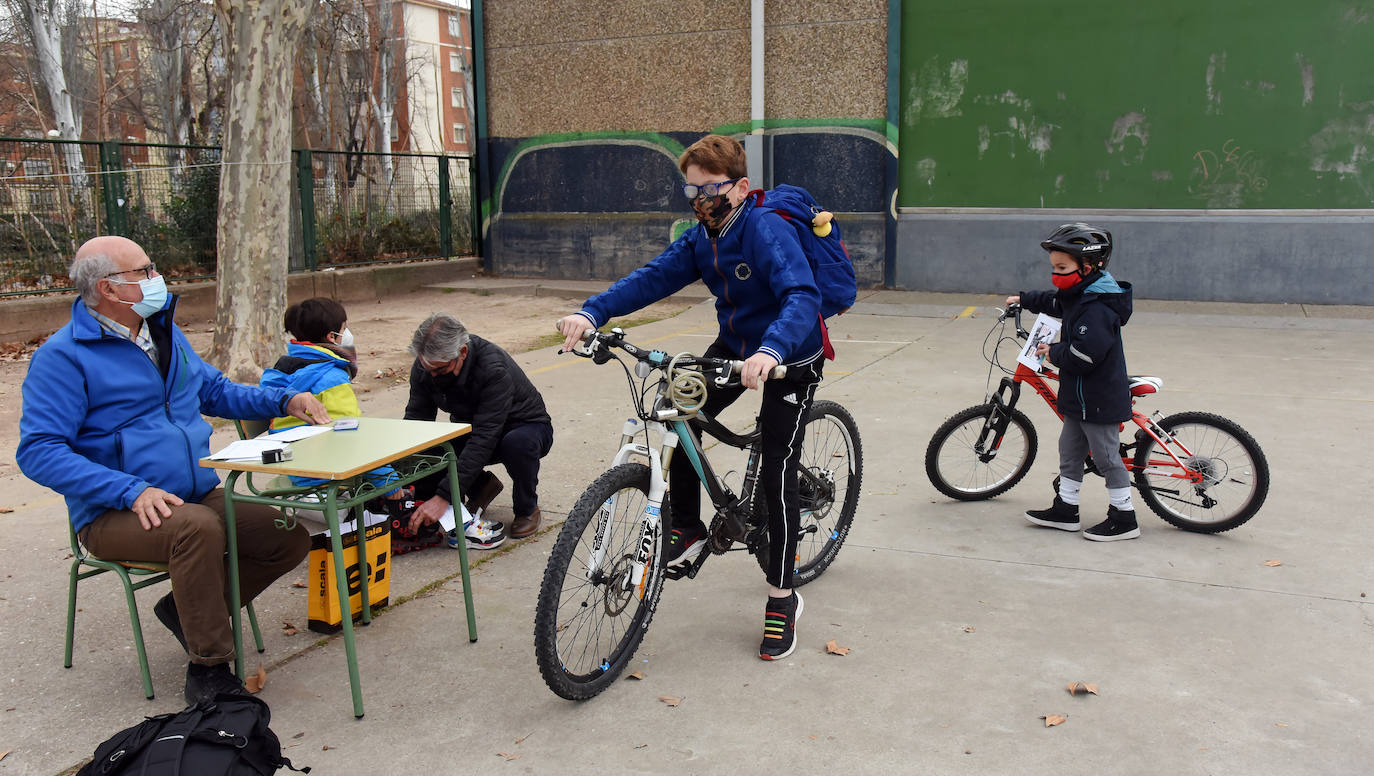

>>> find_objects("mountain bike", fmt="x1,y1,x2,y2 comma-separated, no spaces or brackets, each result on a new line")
534,328,863,700
924,304,1269,533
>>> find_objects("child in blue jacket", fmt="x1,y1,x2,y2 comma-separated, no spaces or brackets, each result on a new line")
1008,223,1139,541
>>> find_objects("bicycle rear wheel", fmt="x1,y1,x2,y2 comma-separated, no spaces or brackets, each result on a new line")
753,400,863,586
1133,411,1269,533
534,463,668,700
925,403,1038,500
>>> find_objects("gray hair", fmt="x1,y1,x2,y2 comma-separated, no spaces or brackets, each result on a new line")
409,313,471,363
69,253,119,306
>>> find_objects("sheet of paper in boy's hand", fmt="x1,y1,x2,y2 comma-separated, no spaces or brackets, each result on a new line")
1016,313,1062,372
208,439,288,461
438,502,476,533
268,424,333,442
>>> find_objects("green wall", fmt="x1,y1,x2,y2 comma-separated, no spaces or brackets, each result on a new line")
899,0,1374,209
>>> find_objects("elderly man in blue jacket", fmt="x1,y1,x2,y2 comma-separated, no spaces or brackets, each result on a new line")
18,236,331,704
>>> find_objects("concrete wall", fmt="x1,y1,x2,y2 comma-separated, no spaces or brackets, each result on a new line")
895,211,1374,304
0,259,481,343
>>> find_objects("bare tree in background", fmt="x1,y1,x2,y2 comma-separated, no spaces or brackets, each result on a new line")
6,0,86,184
207,0,311,380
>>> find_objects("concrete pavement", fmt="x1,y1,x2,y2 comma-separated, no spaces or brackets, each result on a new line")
1,284,1371,775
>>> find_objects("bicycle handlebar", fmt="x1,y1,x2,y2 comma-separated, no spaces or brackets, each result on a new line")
997,303,1030,339
559,326,788,382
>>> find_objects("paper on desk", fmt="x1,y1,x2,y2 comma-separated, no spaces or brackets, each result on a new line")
267,424,333,442
439,503,476,532
208,439,287,461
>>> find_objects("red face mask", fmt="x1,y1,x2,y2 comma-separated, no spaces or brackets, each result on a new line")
1051,270,1084,290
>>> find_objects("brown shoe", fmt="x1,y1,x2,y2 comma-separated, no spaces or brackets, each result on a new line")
462,470,504,517
510,507,541,539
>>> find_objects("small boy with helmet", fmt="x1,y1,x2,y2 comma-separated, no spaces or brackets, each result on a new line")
1006,223,1138,540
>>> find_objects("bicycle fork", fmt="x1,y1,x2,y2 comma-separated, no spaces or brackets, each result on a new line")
976,377,1022,462
586,418,679,594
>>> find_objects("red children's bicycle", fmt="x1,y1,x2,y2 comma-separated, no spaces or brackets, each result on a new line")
924,304,1269,533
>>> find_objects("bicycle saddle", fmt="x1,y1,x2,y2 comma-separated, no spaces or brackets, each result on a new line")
1128,375,1163,396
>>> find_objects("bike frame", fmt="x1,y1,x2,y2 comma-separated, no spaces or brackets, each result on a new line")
982,361,1206,489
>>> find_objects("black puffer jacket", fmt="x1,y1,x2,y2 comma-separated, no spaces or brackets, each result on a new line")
1020,272,1134,423
404,335,552,500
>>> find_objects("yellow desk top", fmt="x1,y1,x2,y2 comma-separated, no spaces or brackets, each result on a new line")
200,417,471,481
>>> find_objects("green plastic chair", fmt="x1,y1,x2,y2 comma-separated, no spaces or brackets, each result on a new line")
64,522,264,700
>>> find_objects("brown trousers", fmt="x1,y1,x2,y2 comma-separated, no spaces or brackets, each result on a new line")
81,488,310,666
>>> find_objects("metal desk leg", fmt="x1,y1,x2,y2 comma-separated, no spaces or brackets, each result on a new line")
443,445,478,642
224,472,246,681
323,484,366,717
353,489,371,626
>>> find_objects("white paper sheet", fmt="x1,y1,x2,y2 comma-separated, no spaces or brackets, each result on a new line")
267,424,333,442
207,439,288,461
1016,313,1062,372
439,502,475,532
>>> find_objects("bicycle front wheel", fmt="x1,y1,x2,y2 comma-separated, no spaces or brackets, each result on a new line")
753,400,864,587
925,403,1038,500
534,463,668,700
1133,411,1270,533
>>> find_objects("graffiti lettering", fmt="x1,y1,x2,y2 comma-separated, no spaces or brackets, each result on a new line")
1192,138,1269,193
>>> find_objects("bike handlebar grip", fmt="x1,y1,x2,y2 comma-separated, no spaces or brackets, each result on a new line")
726,360,788,380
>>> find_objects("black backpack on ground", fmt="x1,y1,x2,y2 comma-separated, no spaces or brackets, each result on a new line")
77,694,308,775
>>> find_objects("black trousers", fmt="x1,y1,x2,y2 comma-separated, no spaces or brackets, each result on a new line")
668,339,824,588
416,421,554,518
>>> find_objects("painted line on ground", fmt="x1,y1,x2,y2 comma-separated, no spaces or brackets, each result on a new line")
957,306,977,318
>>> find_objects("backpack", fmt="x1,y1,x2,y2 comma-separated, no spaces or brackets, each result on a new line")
77,694,308,776
755,184,859,319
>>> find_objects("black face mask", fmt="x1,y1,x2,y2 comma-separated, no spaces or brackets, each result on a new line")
692,193,734,231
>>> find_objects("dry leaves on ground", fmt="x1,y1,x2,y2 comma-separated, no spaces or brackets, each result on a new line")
824,639,850,656
245,665,268,693
497,752,521,761
281,622,299,637
291,579,307,588
658,696,682,707
0,507,13,514
1040,714,1067,727
1262,560,1283,567
626,671,645,680
963,626,976,633
1066,682,1099,696
0,750,10,763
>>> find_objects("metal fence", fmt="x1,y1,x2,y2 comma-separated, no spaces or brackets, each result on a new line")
0,138,478,296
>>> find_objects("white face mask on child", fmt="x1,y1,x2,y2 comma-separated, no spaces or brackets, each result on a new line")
335,328,354,349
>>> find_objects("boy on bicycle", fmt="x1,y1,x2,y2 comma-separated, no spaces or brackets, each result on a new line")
558,134,825,660
1006,223,1138,540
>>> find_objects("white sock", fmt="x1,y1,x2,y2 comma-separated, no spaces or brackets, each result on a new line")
1108,487,1134,511
1059,478,1083,506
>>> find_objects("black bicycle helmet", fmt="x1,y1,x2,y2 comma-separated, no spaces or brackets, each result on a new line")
1040,222,1113,269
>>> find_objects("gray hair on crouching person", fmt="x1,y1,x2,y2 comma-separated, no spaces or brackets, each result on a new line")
410,313,471,363
69,253,120,307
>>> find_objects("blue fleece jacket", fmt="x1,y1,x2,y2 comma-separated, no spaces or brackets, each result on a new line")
17,297,293,533
578,192,823,364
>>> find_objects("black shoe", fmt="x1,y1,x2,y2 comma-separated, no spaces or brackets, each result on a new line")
1084,506,1141,542
760,591,803,661
184,662,250,706
1025,496,1081,531
154,593,188,654
462,470,505,518
666,523,706,565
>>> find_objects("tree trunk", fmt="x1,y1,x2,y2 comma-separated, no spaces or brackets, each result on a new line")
209,0,311,382
20,0,85,185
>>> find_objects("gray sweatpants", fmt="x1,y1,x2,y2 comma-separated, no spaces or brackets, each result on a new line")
1059,415,1129,490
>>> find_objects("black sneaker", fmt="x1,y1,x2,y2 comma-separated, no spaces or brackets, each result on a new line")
1084,506,1141,542
760,591,803,661
154,593,188,654
666,523,706,566
1025,496,1081,531
184,662,250,706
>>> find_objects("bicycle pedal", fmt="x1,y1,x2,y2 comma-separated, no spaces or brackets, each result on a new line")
664,562,698,581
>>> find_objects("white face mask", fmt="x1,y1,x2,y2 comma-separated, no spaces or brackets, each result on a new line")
336,328,354,349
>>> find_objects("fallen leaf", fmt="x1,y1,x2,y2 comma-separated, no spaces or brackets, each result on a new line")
1066,681,1099,696
1275,722,1288,727
0,507,13,513
322,745,334,751
497,752,521,761
1262,560,1282,567
0,750,9,762
627,671,645,680
291,580,307,589
282,626,298,637
658,696,682,707
824,639,850,656
292,732,305,740
245,665,268,693
514,732,531,745
1041,714,1067,727
963,626,976,633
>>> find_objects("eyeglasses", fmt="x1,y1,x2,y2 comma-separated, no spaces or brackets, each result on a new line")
681,178,740,200
419,356,453,376
104,263,157,281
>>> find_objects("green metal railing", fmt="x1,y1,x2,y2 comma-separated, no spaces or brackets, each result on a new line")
0,137,477,296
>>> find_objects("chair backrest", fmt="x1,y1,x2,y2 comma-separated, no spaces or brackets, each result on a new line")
235,418,271,439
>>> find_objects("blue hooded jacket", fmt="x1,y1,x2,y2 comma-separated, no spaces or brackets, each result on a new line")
18,296,293,533
1020,271,1134,423
577,192,823,364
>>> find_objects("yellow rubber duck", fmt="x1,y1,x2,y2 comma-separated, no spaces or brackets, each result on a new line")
811,211,834,238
